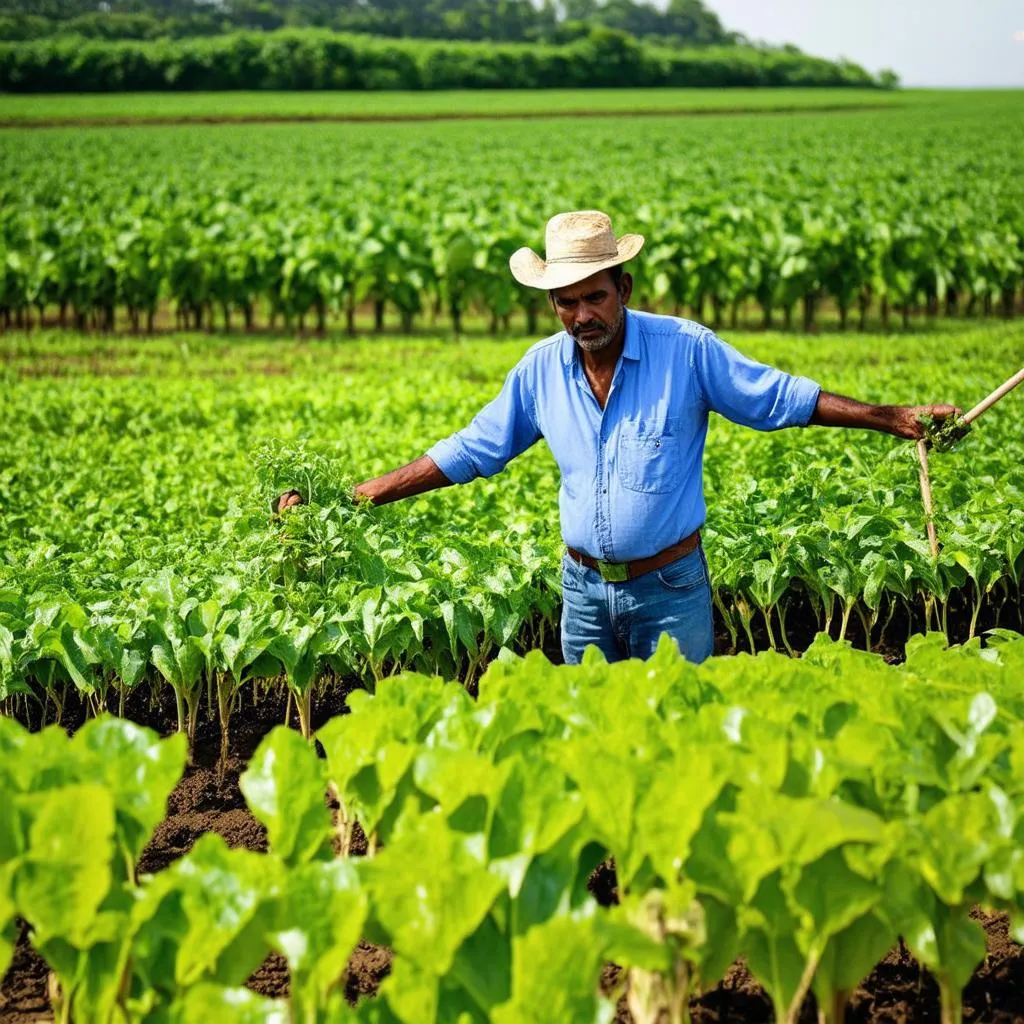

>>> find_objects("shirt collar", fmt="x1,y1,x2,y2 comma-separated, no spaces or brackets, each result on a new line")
560,308,641,366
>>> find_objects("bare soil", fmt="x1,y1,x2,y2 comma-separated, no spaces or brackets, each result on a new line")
0,103,894,132
2,597,1023,1022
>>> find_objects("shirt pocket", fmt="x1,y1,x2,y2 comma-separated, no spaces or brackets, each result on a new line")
618,419,682,494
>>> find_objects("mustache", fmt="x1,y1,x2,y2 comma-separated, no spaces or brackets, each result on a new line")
573,321,607,335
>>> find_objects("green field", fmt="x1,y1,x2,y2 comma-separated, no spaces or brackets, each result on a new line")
3,81,1024,1024
0,85,921,125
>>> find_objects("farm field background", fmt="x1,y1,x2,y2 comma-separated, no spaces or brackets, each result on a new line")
2,85,1024,1024
1,91,1021,336
0,85,912,124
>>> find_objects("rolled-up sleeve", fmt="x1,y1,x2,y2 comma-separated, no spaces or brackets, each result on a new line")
425,364,542,484
694,329,821,430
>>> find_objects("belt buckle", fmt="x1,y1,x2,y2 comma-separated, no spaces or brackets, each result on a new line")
596,559,629,583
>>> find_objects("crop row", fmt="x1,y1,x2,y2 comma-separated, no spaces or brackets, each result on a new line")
1,188,1020,337
3,633,1024,1024
1,95,1022,335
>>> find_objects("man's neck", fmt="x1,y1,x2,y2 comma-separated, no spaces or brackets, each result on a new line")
578,321,627,376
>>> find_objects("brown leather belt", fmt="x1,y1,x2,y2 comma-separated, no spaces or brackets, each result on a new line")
566,529,702,583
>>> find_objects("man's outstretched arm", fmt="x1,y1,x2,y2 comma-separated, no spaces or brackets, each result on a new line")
354,456,453,506
275,455,451,513
809,392,961,440
276,361,542,515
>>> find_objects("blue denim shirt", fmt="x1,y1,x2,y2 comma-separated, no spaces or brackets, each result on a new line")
426,310,821,562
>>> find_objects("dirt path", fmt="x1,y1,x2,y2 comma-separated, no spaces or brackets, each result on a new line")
0,103,897,131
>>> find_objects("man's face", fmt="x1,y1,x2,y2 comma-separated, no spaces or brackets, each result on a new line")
551,269,632,353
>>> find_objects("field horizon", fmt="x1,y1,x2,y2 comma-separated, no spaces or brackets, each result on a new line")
0,85,986,127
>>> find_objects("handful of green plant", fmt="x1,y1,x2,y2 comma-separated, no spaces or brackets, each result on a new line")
920,414,972,453
921,366,1024,453
252,441,369,515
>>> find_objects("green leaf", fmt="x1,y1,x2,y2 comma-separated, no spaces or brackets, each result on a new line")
362,814,503,976
559,738,637,861
173,984,290,1024
240,727,332,866
269,859,368,1015
813,912,894,1012
165,834,281,988
448,912,512,1012
491,915,608,1024
488,757,583,897
914,793,993,905
72,717,188,868
791,848,881,953
15,784,115,947
634,751,725,888
743,872,806,1022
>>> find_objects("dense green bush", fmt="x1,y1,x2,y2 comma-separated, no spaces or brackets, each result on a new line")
0,11,231,41
0,27,888,92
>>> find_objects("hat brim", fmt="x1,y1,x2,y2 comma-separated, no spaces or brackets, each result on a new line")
509,234,645,291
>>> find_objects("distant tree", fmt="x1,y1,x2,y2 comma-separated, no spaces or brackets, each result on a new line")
0,0,765,49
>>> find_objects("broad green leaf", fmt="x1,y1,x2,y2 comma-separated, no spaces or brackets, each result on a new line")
489,757,583,897
240,726,332,865
173,984,289,1024
166,834,281,988
813,912,894,1014
72,717,188,868
634,751,725,888
15,784,115,946
491,915,608,1024
362,814,503,976
269,859,368,1013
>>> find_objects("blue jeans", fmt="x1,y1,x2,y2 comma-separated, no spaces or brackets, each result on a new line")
560,547,714,665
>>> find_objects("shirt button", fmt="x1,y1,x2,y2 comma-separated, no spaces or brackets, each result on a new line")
603,488,608,494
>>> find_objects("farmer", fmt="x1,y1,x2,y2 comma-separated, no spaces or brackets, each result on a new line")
278,211,959,665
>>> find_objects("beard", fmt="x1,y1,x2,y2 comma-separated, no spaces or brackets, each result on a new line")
572,302,624,353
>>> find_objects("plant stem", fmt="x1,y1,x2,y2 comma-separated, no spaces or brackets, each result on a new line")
296,688,312,740
173,685,185,736
939,978,958,1024
855,604,873,650
969,584,982,639
216,672,233,778
784,949,821,1024
777,602,796,658
840,602,853,642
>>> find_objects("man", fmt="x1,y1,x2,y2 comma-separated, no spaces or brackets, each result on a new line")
278,211,958,665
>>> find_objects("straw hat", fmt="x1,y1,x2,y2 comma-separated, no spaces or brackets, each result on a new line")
509,211,645,291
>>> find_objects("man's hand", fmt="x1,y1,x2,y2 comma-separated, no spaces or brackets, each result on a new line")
274,489,305,514
889,404,962,441
811,392,962,440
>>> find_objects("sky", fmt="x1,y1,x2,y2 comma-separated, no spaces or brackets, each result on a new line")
700,0,1024,87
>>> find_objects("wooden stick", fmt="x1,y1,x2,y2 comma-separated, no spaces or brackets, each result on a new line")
962,366,1024,426
916,439,939,559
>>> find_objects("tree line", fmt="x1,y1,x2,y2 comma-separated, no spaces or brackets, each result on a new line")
1,0,740,47
0,28,891,92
